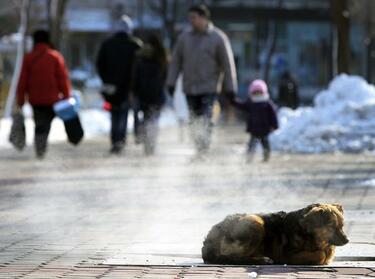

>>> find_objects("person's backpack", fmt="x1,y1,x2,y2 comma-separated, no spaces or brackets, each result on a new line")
9,111,26,151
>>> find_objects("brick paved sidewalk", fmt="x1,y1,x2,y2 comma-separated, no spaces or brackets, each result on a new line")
0,126,374,278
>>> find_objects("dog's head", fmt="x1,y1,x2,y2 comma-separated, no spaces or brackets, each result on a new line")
299,203,349,246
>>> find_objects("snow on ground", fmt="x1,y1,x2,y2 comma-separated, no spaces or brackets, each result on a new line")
3,74,374,153
271,74,375,153
0,108,109,148
0,80,189,149
360,179,375,187
0,107,185,149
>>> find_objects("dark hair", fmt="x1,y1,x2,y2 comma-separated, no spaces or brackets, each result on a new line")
189,4,211,19
147,34,168,72
32,30,50,45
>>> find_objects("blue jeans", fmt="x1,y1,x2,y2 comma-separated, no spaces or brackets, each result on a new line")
110,102,129,146
186,93,217,153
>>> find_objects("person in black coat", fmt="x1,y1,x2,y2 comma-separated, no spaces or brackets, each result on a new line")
133,34,167,155
278,70,299,109
96,15,142,154
230,79,278,162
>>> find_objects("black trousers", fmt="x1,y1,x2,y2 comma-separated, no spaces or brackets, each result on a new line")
248,135,270,158
110,102,129,146
32,106,55,156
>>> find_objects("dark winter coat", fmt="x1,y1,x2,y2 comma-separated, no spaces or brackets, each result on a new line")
232,99,279,137
133,45,166,109
96,32,142,104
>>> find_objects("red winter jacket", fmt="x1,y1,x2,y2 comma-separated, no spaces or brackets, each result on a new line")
17,43,71,106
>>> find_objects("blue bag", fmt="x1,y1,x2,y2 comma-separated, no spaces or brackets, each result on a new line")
53,97,79,121
53,93,84,145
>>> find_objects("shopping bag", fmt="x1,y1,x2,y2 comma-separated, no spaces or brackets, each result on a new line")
64,115,84,145
9,112,26,151
53,97,79,121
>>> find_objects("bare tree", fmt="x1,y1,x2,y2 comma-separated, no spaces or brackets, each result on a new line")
4,0,30,118
262,0,283,84
147,0,180,47
349,0,375,82
47,0,69,50
331,0,350,74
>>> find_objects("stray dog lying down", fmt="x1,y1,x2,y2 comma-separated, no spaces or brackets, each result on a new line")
202,203,348,265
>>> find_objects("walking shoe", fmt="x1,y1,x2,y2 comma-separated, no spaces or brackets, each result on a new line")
110,142,124,154
36,151,46,160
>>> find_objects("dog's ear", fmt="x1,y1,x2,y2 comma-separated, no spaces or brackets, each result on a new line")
331,203,344,214
300,206,330,232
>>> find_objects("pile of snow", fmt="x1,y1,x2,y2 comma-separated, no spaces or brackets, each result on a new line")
360,179,375,187
70,69,90,82
272,74,375,153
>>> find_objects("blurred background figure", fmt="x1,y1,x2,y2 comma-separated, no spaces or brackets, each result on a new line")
167,4,237,158
16,30,71,159
96,15,142,154
277,70,299,109
133,34,168,156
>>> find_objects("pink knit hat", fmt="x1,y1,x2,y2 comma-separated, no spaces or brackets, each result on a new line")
249,79,268,95
248,79,269,102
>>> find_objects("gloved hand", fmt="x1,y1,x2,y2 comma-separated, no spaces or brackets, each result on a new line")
168,86,175,97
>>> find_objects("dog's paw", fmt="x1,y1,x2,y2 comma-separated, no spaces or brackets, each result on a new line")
250,256,274,265
262,257,274,264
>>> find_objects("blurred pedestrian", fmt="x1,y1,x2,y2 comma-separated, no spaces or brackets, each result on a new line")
96,15,142,154
229,79,278,162
278,70,299,109
133,34,167,155
17,30,72,159
167,4,237,157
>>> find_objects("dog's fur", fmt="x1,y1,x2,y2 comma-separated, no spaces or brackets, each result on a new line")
202,203,348,265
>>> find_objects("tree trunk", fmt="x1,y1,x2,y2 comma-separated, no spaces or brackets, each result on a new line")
148,0,179,48
262,21,278,85
4,0,30,118
137,0,145,33
262,0,282,85
49,0,68,50
364,0,374,82
331,0,350,74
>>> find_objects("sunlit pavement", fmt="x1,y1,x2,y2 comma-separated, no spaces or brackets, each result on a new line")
1,125,375,278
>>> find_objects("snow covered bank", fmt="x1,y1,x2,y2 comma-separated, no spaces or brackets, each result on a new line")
271,74,375,153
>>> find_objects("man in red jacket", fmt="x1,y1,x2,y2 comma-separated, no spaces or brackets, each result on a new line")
17,30,71,158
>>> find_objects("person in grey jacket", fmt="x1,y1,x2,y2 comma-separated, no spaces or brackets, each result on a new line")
167,4,237,156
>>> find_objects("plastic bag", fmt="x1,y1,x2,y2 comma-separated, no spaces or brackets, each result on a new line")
9,112,26,150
